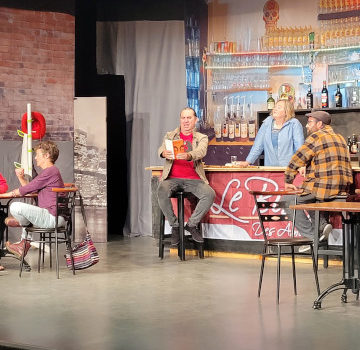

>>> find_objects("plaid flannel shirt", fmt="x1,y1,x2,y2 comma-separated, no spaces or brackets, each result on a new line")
285,125,353,200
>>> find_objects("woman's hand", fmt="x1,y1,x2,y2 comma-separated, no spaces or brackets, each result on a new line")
15,168,25,178
237,161,250,167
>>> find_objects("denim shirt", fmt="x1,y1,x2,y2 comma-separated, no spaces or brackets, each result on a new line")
246,116,304,167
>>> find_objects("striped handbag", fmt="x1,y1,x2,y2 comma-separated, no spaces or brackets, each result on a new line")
65,193,99,270
65,233,99,270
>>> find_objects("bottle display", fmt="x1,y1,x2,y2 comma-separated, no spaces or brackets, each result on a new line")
321,80,329,108
306,85,313,109
335,84,342,107
267,91,275,111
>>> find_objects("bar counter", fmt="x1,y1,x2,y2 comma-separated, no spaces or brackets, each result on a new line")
148,165,360,254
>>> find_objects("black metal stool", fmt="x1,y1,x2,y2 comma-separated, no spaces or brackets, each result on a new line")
314,194,347,268
159,191,204,260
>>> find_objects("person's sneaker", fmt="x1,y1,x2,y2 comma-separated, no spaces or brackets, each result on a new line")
298,245,311,253
184,224,204,243
170,227,180,246
5,240,31,259
30,241,50,253
319,223,333,242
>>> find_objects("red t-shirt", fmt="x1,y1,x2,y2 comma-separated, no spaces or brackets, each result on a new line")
0,172,8,194
169,133,201,180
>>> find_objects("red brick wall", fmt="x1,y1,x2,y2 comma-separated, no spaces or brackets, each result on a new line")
0,7,74,141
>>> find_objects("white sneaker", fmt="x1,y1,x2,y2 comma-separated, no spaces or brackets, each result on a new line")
319,224,333,242
30,242,50,253
298,245,311,253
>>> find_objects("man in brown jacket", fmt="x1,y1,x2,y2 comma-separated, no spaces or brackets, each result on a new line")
157,107,215,246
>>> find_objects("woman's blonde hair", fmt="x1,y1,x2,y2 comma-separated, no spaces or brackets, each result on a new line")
272,99,295,122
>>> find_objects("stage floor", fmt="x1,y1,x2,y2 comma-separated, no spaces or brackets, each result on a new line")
0,236,359,350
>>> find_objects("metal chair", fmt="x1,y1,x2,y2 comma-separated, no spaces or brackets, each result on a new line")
249,190,320,303
159,191,204,261
19,186,78,278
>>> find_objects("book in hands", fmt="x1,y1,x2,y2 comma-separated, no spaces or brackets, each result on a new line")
165,139,185,159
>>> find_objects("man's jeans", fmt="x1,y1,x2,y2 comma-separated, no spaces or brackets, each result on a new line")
10,202,65,240
284,193,328,239
157,178,215,227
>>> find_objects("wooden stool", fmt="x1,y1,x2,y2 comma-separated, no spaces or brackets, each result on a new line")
159,191,204,261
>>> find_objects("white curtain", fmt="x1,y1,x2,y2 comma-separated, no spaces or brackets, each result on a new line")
97,21,187,236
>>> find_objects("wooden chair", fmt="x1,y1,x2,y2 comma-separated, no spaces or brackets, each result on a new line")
249,190,320,303
19,186,78,278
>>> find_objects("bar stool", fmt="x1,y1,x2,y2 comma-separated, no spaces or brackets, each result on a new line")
314,194,347,267
159,191,204,261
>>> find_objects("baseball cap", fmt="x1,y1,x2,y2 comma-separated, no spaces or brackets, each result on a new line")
305,110,331,125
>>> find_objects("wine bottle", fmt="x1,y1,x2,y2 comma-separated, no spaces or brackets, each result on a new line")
335,84,342,107
267,91,275,111
348,136,352,153
306,85,313,109
321,80,329,108
351,134,358,154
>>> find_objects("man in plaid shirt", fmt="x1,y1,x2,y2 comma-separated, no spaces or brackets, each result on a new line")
284,111,353,246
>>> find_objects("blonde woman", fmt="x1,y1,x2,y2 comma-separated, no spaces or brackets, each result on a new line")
238,99,304,167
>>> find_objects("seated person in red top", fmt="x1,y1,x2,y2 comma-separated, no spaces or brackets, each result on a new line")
0,141,64,259
157,107,215,245
0,173,8,271
0,173,8,194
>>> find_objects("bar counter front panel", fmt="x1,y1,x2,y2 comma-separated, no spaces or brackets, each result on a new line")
149,166,360,253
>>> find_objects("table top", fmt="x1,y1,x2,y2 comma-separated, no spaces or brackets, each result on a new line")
0,193,37,200
146,166,360,173
290,201,360,213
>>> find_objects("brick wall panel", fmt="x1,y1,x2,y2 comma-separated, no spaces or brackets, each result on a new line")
0,7,74,141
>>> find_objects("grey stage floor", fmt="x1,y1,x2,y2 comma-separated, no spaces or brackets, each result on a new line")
0,236,359,350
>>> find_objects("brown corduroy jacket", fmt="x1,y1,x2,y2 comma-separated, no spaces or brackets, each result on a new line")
158,127,209,184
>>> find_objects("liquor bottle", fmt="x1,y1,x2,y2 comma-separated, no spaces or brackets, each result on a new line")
228,112,235,142
222,101,230,142
234,101,241,142
240,114,248,142
214,106,222,142
335,84,342,107
222,117,229,142
347,136,352,153
321,80,329,108
306,85,313,109
267,91,275,111
247,104,256,141
351,134,358,154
